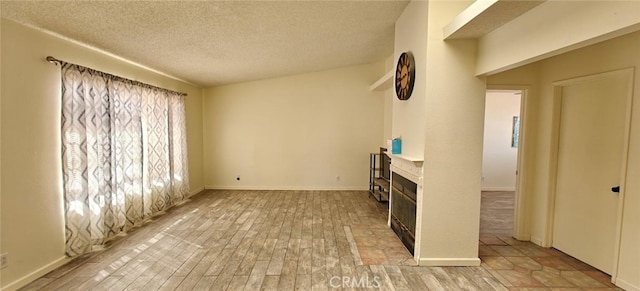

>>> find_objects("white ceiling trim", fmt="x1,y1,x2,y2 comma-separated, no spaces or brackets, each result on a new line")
444,0,546,40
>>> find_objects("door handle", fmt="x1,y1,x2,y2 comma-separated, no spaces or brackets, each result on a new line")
611,186,620,193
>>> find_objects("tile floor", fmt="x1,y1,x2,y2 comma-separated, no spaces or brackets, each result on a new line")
350,224,416,267
19,190,622,290
479,192,621,290
479,236,621,290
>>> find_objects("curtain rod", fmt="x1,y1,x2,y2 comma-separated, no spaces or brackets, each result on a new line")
46,56,64,66
46,56,188,97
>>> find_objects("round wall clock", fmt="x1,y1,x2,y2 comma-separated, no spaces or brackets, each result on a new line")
395,51,416,100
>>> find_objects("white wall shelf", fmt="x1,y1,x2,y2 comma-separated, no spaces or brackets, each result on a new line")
369,69,394,91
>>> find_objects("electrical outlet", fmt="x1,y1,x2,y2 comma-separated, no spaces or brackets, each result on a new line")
1,253,8,269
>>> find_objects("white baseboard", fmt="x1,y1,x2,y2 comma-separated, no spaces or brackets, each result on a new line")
614,277,640,291
1,256,70,291
530,236,543,246
418,257,481,267
513,233,530,242
189,186,205,196
204,185,368,191
530,236,552,248
481,187,516,191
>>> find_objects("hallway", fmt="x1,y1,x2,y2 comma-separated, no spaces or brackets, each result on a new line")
478,191,619,289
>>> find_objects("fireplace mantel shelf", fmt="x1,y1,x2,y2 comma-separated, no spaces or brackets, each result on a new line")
386,152,424,167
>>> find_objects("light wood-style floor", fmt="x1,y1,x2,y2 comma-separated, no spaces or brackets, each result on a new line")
479,191,514,238
21,190,620,290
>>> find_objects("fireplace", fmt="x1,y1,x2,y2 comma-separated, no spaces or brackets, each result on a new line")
390,172,417,255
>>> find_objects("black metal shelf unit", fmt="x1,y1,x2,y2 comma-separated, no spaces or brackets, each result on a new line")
369,148,390,202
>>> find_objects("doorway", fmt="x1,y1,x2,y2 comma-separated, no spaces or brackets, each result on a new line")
480,89,524,240
549,69,633,275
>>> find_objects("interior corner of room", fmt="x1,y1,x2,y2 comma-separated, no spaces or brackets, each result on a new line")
2,0,640,290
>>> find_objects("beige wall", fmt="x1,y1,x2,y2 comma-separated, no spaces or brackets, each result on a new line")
488,31,640,290
382,55,394,145
392,1,428,158
482,91,521,191
0,19,204,290
419,0,485,265
392,0,484,266
202,62,385,190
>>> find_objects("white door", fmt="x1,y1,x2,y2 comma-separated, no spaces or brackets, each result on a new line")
552,71,630,274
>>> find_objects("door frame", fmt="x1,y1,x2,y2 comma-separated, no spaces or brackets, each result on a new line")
485,85,530,241
545,68,634,281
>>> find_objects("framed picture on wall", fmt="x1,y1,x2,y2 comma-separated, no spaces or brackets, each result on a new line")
512,116,520,148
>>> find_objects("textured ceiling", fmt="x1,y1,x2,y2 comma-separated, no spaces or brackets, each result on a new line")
1,1,409,87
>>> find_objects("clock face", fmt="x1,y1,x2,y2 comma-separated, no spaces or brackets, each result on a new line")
395,52,415,100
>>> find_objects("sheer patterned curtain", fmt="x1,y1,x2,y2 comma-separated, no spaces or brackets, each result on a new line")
60,63,189,257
